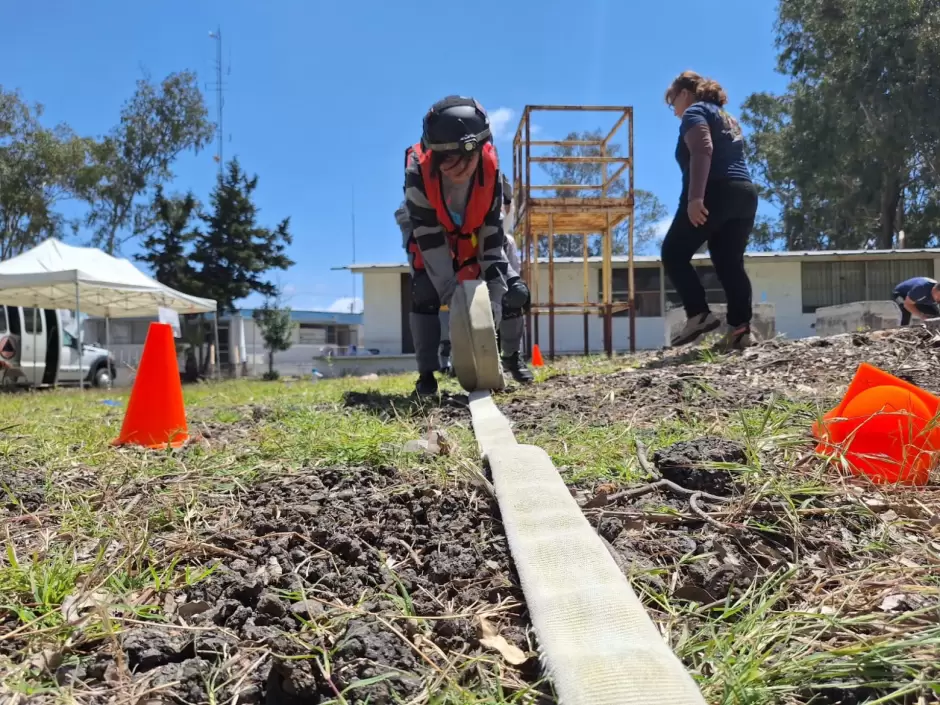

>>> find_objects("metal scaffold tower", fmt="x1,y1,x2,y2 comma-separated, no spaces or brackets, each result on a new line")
510,105,636,358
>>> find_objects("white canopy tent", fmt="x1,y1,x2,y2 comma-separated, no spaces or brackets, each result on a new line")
0,238,219,384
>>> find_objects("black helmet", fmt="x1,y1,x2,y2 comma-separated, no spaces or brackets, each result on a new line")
422,96,491,155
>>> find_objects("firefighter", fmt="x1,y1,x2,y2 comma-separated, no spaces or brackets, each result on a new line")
400,95,529,396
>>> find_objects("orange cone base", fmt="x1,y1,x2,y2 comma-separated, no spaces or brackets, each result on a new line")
112,431,190,450
531,344,544,367
113,322,190,450
813,363,940,486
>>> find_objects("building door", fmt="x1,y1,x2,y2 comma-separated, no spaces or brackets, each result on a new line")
400,273,414,354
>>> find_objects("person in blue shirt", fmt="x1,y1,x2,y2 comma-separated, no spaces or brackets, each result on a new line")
661,71,759,350
892,276,940,325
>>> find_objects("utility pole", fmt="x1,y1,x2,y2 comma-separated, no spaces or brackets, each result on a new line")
208,27,226,183
351,185,357,313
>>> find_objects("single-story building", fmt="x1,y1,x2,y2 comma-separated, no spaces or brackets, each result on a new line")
342,249,940,370
83,309,363,378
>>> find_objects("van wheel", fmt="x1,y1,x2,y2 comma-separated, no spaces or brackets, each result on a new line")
93,367,112,389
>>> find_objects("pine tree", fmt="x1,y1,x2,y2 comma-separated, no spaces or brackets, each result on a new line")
135,185,200,293
191,158,294,313
178,158,294,374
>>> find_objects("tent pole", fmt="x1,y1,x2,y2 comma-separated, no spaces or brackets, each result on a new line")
32,305,37,386
76,282,83,391
105,317,111,385
213,314,221,381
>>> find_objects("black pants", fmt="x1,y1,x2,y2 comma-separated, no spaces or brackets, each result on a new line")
661,179,759,328
895,297,912,326
895,296,939,326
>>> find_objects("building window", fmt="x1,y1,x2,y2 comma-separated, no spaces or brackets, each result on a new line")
605,266,727,317
801,259,934,313
326,326,337,345
298,323,326,345
111,321,132,344
131,321,150,345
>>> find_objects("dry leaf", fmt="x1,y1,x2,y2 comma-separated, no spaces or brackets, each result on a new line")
478,617,527,665
60,591,111,624
27,648,63,673
582,491,609,509
879,594,908,612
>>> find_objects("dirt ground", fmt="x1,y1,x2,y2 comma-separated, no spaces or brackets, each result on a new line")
2,464,543,704
496,326,940,430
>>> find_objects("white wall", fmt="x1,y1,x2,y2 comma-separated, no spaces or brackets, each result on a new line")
92,314,362,379
745,260,813,339
361,271,403,354
360,255,940,354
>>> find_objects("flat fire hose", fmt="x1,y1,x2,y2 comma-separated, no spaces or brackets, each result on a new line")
451,287,706,703
449,280,505,393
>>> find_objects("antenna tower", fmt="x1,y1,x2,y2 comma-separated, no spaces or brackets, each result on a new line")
208,27,228,182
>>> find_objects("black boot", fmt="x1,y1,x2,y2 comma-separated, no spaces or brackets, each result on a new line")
415,372,439,396
502,352,534,384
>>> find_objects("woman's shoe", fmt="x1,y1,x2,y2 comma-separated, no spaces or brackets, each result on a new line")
671,311,721,346
715,324,753,351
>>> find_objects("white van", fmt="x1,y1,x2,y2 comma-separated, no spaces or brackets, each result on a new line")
0,306,116,388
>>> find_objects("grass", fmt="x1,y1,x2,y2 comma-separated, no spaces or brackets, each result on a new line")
2,354,939,704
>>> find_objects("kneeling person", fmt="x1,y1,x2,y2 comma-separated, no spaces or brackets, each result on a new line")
402,96,518,395
893,276,940,326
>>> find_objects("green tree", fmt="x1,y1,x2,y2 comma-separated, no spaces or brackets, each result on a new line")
136,159,293,375
540,130,668,257
82,71,214,254
135,186,200,292
136,186,204,371
741,0,940,249
190,158,294,314
0,87,92,258
253,293,296,380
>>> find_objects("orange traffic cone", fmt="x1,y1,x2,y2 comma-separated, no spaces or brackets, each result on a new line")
813,362,940,485
531,344,544,368
113,322,190,449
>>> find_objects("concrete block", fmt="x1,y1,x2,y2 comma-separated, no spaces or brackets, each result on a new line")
814,301,899,338
664,303,776,347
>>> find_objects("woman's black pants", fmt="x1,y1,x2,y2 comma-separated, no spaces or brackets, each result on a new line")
661,179,759,328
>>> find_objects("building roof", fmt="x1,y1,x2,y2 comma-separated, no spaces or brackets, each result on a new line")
345,248,940,273
237,308,362,326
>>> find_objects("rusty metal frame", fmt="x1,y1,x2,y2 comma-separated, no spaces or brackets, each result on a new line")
510,105,635,359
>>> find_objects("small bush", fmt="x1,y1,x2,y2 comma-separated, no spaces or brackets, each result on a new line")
262,370,280,381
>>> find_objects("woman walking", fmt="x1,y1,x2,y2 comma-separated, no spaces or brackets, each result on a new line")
661,71,759,349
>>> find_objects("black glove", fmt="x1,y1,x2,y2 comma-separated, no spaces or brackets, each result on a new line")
504,277,530,310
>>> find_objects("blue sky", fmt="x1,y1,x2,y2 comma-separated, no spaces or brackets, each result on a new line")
5,0,787,313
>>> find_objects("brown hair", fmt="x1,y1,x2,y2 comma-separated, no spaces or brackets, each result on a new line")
665,71,728,107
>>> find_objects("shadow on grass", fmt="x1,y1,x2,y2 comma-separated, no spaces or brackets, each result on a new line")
342,389,469,422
